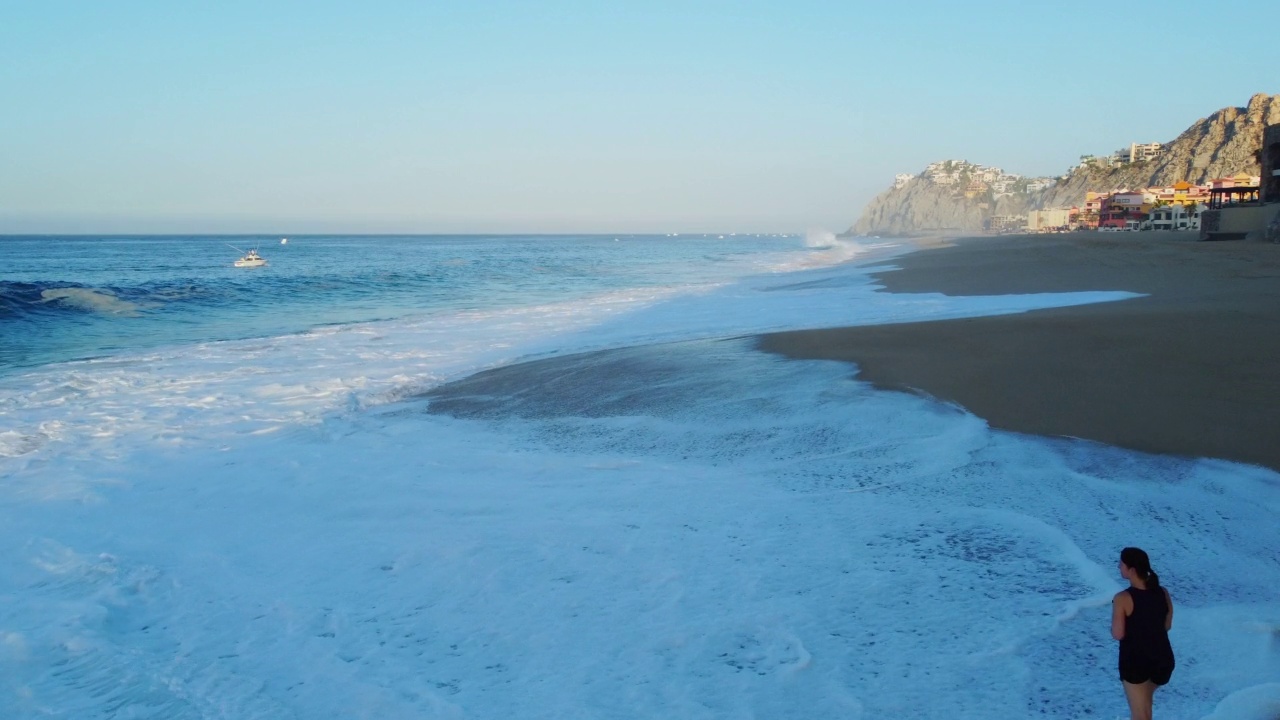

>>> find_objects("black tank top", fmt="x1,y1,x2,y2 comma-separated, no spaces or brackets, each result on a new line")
1122,586,1172,655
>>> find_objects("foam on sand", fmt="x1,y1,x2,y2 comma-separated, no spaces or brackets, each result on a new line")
2,238,1270,718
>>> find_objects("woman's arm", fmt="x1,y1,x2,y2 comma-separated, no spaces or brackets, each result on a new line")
1163,587,1173,631
1111,591,1129,640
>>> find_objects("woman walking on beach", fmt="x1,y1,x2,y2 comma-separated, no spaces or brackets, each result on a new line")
1111,547,1175,720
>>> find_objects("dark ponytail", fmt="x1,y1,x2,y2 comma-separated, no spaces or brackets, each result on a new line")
1121,547,1161,588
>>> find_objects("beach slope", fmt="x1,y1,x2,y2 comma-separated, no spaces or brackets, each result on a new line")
758,232,1280,470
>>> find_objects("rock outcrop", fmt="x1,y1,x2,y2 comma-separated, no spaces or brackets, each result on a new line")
1038,93,1280,209
850,93,1280,236
851,180,1035,236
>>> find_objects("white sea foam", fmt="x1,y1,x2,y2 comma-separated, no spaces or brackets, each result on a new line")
1200,683,1280,720
0,240,1136,477
39,288,143,315
2,241,1273,718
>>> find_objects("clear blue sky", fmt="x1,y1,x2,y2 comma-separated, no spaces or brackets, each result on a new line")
2,0,1277,234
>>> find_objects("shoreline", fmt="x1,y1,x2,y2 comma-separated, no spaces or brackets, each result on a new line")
759,232,1280,471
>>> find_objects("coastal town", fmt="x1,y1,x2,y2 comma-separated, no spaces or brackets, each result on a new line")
1018,171,1261,234
854,94,1280,241
894,142,1268,236
904,159,1057,198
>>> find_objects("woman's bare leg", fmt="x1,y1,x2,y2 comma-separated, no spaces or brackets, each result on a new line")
1122,680,1156,720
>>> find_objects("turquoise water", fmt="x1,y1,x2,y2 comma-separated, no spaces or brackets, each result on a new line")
0,234,799,372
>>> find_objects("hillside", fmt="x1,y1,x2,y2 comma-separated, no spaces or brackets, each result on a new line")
850,93,1280,236
850,180,1036,236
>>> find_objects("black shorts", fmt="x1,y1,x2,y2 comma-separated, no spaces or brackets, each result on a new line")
1119,657,1175,686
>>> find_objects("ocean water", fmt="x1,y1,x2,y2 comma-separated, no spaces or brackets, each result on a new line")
1,234,1278,719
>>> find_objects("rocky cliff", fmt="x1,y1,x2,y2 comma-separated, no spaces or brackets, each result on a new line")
850,93,1280,236
1037,93,1279,209
851,180,1035,236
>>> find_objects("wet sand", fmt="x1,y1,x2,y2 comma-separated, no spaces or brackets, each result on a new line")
757,232,1280,471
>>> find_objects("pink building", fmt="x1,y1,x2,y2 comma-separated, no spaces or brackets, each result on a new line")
1209,173,1261,190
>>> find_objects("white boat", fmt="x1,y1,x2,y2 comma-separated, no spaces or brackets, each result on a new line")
232,248,267,267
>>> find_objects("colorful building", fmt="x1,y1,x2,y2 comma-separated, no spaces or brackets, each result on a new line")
1110,190,1154,209
1151,181,1210,208
1077,191,1109,229
1099,193,1149,229
1083,191,1109,214
1208,173,1261,189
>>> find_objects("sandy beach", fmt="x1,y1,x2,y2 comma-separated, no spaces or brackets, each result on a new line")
758,232,1280,471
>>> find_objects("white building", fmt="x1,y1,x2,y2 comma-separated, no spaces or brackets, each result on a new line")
1026,208,1073,232
1025,178,1055,193
1129,142,1163,163
1147,203,1204,231
893,173,915,189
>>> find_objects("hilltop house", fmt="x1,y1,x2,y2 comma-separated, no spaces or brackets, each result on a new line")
1129,142,1163,163
963,180,989,199
1025,178,1055,193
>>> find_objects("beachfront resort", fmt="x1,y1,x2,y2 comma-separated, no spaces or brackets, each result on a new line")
887,119,1280,240
1020,174,1260,234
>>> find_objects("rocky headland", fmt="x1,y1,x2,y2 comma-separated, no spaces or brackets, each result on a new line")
849,93,1280,236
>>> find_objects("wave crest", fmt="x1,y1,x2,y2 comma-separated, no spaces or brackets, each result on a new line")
40,288,143,316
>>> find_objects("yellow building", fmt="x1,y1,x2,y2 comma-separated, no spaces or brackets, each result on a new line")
1158,181,1210,207
1084,191,1110,213
963,180,989,199
1172,180,1203,206
1207,173,1261,189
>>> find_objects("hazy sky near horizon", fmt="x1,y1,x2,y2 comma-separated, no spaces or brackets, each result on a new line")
2,1,1277,234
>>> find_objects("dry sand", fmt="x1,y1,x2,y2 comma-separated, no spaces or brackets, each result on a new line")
757,232,1280,471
